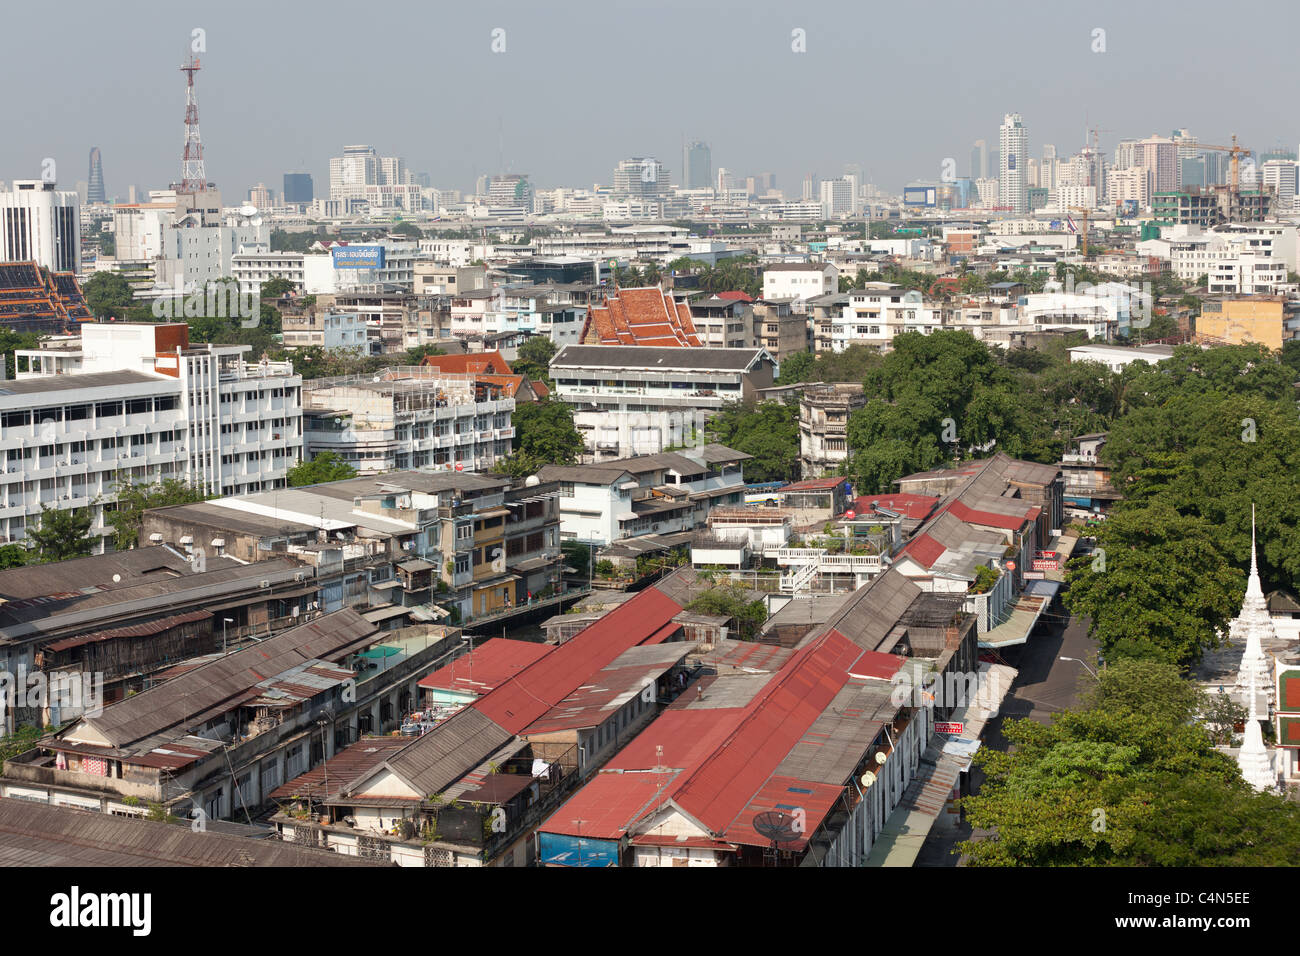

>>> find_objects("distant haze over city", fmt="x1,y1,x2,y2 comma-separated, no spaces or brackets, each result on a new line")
2,0,1297,199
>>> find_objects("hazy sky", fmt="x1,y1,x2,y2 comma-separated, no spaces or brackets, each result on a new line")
4,0,1297,201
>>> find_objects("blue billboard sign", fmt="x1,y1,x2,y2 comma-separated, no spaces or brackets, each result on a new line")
331,245,386,269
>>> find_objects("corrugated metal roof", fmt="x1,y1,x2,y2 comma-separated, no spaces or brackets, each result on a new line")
43,609,210,652
69,609,376,751
0,798,382,867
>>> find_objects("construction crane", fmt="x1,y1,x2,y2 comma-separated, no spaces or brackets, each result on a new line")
1197,135,1253,193
1067,206,1092,257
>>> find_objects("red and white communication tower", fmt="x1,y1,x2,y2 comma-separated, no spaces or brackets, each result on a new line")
180,55,206,191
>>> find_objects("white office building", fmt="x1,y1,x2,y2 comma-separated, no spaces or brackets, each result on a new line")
762,263,839,306
0,180,80,273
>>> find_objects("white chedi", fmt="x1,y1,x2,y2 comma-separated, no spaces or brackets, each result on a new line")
1231,507,1275,708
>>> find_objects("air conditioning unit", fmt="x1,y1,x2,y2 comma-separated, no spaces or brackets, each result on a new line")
259,579,270,588
293,572,306,582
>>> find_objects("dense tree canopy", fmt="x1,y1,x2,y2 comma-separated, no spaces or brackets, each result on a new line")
25,506,95,564
706,400,800,483
960,659,1300,865
492,399,584,478
287,452,357,487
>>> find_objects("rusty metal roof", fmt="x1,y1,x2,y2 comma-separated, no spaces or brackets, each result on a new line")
0,798,382,867
66,609,376,751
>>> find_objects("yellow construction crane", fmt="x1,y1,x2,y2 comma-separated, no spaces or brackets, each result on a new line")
1067,206,1092,257
1197,135,1253,193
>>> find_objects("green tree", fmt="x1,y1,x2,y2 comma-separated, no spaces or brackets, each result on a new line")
25,505,95,564
493,399,583,477
775,350,815,385
106,479,208,551
405,344,446,366
960,659,1300,866
706,401,800,483
0,544,28,569
513,336,557,385
287,452,358,486
1061,502,1244,666
81,271,136,319
685,583,767,641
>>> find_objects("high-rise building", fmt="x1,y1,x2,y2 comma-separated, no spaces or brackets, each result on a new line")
998,113,1028,214
1133,136,1179,195
0,180,81,272
249,183,273,210
330,145,378,201
819,178,852,218
1114,139,1139,169
283,172,313,204
683,141,711,189
971,140,988,180
613,158,668,198
1262,160,1298,211
486,174,533,210
802,173,816,201
87,147,106,204
379,156,408,186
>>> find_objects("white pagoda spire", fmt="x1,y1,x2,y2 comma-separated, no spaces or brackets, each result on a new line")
1232,504,1274,705
1236,669,1277,792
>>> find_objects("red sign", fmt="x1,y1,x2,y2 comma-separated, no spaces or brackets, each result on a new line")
1032,550,1060,571
934,721,964,735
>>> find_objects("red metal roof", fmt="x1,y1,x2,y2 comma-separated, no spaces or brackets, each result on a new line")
472,584,684,735
716,291,753,302
721,775,842,850
897,532,947,568
852,493,938,521
837,641,904,680
944,499,1033,532
670,629,865,836
417,639,553,696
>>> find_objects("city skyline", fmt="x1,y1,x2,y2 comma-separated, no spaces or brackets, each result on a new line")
3,0,1297,201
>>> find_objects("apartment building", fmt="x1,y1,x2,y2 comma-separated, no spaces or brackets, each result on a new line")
303,368,514,475
282,310,371,351
799,384,866,478
1197,296,1291,350
537,443,749,545
687,294,755,348
831,284,943,352
4,323,302,550
0,180,81,273
144,470,564,624
752,297,808,361
550,345,777,461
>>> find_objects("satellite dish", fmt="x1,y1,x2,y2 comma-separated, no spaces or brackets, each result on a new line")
874,751,887,765
250,215,263,227
860,771,877,788
752,811,800,847
239,203,258,218
112,574,121,583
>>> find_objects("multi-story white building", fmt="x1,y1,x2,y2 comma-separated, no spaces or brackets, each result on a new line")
329,145,378,203
1206,252,1289,294
550,345,777,461
1106,166,1151,208
1262,160,1299,212
538,444,749,545
5,323,302,550
999,113,1029,215
302,369,513,475
830,283,942,352
762,262,839,307
0,180,80,273
819,178,853,219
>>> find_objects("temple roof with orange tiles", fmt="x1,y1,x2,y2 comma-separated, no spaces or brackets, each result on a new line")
581,286,701,347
